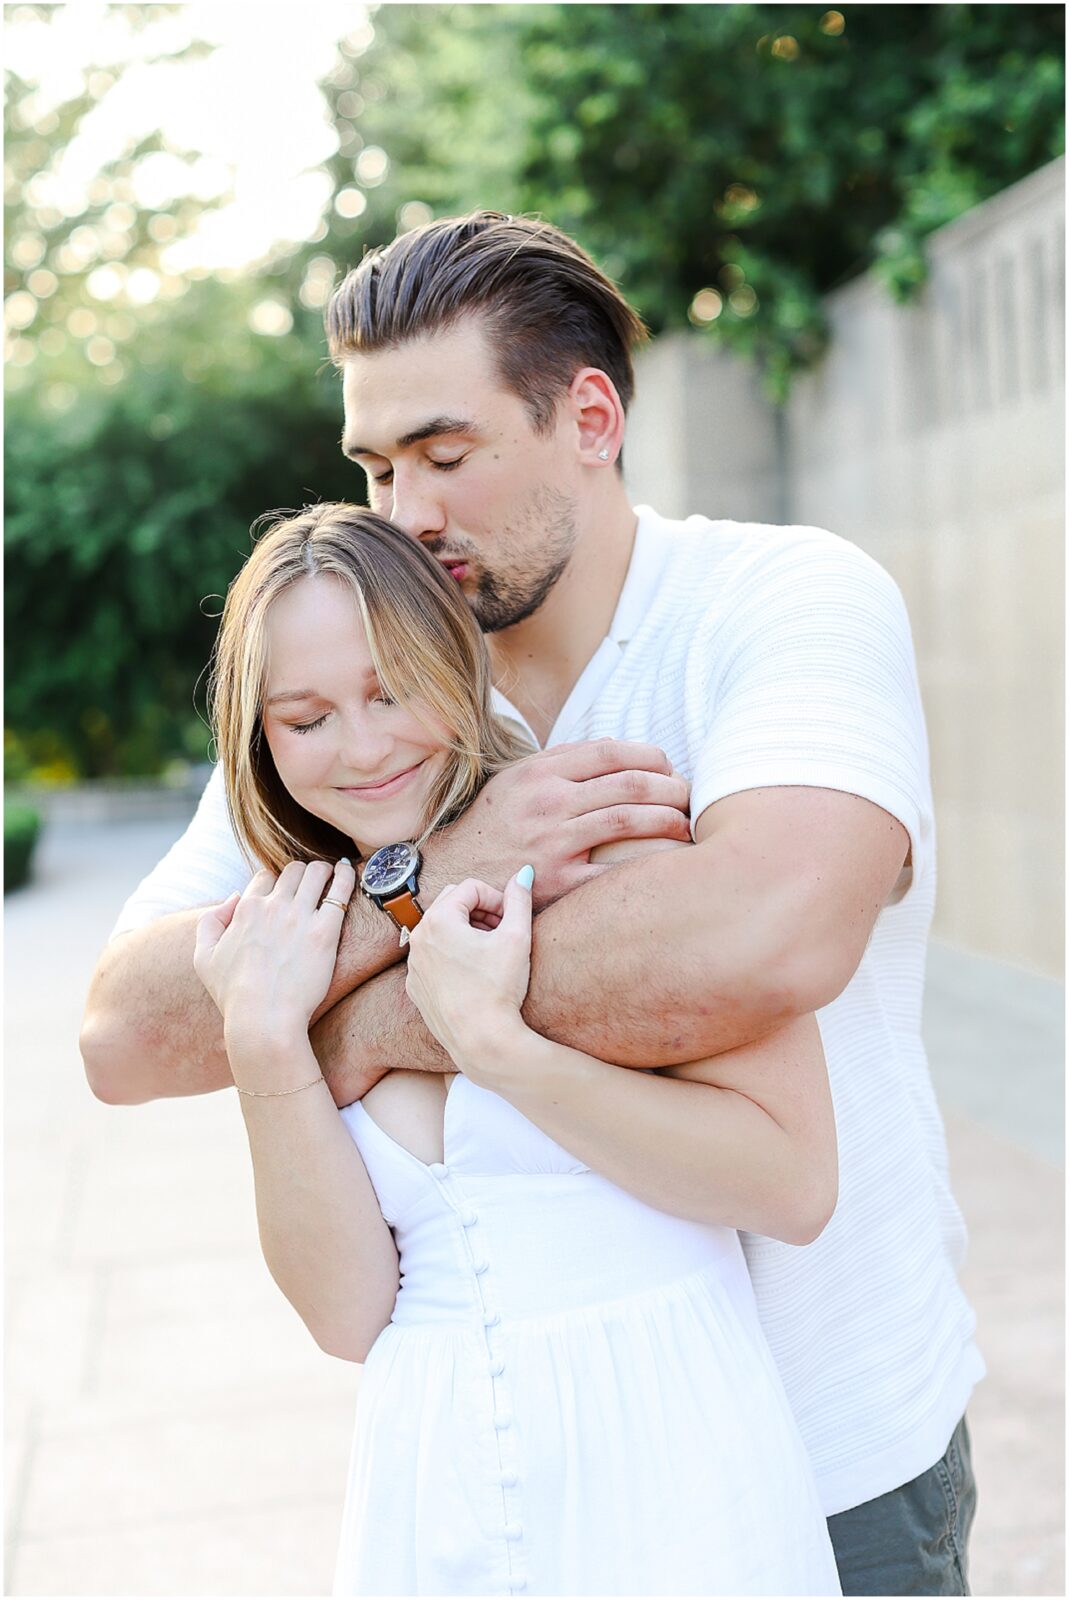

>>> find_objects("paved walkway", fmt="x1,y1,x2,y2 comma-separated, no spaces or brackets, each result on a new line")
5,817,1064,1596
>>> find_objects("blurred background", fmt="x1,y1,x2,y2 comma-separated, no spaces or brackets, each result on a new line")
4,4,1064,1595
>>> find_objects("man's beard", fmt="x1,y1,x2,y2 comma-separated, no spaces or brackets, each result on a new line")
435,487,579,635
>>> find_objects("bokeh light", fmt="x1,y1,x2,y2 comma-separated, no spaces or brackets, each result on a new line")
399,200,434,232
5,2,369,273
248,299,294,337
729,285,758,316
335,187,368,219
355,145,389,187
299,255,339,310
688,288,723,325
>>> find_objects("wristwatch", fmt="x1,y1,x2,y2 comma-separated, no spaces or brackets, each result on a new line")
360,842,424,932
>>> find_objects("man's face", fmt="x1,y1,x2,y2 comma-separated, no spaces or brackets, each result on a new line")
340,318,580,633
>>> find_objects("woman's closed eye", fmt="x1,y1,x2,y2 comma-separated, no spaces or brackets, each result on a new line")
288,693,394,733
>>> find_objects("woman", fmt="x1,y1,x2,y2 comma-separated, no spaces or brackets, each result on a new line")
193,501,841,1597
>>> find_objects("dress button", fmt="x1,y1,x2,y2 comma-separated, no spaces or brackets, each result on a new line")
428,1163,449,1179
460,1208,478,1227
500,1468,518,1489
493,1409,511,1430
488,1358,505,1377
504,1522,523,1541
473,1259,489,1275
483,1310,500,1328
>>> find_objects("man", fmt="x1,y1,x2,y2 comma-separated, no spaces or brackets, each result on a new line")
81,211,981,1594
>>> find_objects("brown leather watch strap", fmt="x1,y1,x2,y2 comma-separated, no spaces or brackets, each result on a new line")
382,888,423,930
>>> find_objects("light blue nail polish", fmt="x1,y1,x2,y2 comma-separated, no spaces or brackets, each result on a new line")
517,864,535,890
339,856,351,866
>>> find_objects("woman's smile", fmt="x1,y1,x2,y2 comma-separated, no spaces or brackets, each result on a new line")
336,759,428,801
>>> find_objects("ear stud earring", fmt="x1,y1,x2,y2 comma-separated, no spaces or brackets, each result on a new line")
597,448,610,461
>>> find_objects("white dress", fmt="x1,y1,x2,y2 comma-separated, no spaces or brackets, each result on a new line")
334,1075,840,1597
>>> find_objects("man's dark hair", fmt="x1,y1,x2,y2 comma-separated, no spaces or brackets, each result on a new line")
325,211,648,433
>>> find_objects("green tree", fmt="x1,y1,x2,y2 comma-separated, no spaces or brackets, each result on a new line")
4,278,359,776
4,10,363,777
332,3,1064,395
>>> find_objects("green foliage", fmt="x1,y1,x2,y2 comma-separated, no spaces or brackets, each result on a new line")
4,800,42,893
5,277,363,776
5,14,365,777
341,3,1064,397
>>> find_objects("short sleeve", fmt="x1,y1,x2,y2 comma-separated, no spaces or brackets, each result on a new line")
686,531,933,890
109,763,256,937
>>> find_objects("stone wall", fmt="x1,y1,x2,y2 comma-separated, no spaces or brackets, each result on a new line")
626,158,1065,976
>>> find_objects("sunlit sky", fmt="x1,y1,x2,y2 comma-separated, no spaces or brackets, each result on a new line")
6,1,371,272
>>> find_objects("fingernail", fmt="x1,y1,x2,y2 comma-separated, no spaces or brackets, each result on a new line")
339,856,351,866
517,864,535,890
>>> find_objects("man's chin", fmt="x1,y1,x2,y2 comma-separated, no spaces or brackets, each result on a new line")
473,559,570,634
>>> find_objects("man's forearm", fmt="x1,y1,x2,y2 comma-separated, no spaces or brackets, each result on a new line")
521,848,800,1066
312,964,451,1105
82,890,406,1104
81,910,233,1101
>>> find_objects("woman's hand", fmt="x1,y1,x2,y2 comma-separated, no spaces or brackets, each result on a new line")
194,859,357,1050
404,868,534,1073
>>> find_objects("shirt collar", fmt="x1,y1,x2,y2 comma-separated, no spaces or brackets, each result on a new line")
489,505,673,746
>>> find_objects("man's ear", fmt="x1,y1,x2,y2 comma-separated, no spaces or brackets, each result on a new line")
568,366,624,467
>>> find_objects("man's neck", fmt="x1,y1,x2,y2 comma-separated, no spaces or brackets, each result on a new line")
488,490,638,746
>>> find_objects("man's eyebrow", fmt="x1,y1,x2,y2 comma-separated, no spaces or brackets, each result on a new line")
343,415,478,459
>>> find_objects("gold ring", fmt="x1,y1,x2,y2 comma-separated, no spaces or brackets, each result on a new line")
323,896,350,911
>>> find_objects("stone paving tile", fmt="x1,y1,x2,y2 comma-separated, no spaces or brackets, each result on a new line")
93,1288,340,1400
17,1395,354,1541
65,1141,256,1266
7,1499,344,1597
945,1111,1065,1597
6,1265,101,1415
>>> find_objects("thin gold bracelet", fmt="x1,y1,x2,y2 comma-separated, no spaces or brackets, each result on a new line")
235,1073,326,1099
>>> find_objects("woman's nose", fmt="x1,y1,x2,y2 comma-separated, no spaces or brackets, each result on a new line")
338,710,393,775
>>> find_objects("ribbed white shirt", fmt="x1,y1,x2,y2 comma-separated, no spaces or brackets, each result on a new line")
114,505,983,1514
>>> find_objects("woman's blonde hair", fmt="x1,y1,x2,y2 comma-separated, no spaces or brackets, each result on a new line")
209,502,532,873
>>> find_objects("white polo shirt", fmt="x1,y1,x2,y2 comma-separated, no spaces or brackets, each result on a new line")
114,505,983,1515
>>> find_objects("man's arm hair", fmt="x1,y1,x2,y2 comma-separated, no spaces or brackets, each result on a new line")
313,785,910,1094
81,740,690,1104
79,890,404,1104
524,785,909,1064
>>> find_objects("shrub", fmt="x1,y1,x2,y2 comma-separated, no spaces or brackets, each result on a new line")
4,800,42,893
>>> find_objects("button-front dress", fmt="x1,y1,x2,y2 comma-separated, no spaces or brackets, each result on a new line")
333,1075,840,1597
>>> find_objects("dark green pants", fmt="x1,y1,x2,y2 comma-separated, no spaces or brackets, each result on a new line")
828,1417,977,1596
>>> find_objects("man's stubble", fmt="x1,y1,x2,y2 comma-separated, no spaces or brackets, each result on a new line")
431,484,579,636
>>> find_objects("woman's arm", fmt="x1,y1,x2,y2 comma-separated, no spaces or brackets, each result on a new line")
404,866,837,1246
233,1039,399,1361
195,862,399,1362
461,1016,836,1245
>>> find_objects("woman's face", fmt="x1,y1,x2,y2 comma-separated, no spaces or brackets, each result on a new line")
261,574,452,856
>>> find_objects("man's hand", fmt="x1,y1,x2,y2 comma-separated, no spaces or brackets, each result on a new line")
421,740,690,908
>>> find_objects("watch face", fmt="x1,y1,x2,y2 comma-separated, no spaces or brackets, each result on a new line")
361,842,419,897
